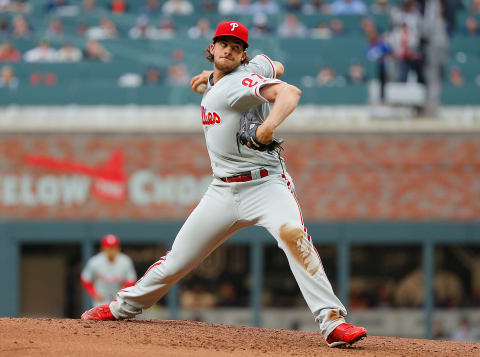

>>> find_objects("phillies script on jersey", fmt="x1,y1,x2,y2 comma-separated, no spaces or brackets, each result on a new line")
201,106,222,126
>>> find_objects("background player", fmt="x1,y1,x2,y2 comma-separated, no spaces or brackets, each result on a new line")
81,21,367,348
81,234,137,307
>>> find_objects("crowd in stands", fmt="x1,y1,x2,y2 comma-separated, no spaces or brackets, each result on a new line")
175,245,480,318
0,0,479,96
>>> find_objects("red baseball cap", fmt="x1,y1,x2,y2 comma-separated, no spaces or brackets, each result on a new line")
213,21,249,48
101,234,120,248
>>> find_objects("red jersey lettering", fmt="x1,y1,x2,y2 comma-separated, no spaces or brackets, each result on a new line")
242,73,267,88
201,106,222,126
242,77,258,88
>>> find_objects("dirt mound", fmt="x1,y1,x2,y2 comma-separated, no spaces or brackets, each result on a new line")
0,318,478,356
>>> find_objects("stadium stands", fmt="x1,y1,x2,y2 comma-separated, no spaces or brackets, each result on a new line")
0,0,479,105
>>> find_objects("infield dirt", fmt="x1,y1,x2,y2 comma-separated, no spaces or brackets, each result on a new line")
0,318,479,356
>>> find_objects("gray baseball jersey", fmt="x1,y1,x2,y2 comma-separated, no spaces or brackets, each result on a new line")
110,53,347,340
81,252,137,306
201,55,284,178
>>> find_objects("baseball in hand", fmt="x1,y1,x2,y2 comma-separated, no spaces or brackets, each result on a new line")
196,83,207,94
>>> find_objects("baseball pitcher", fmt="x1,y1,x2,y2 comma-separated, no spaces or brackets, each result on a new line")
81,21,367,348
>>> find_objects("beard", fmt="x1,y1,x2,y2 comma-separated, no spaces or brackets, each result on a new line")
214,56,241,74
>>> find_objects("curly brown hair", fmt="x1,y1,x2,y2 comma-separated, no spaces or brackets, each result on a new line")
204,41,251,65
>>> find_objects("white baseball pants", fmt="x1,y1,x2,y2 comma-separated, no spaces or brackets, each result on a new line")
110,173,347,338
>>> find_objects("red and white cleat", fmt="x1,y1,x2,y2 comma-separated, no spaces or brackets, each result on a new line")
326,323,367,347
81,304,117,321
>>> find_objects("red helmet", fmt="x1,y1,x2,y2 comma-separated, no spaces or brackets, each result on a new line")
101,234,120,248
213,21,249,48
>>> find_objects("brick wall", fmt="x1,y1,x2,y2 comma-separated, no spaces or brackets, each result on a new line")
0,133,479,220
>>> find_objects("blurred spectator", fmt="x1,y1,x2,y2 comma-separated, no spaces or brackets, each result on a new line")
390,0,421,33
143,66,164,85
451,317,477,342
330,18,344,35
128,16,156,39
454,248,480,306
331,0,367,15
24,41,57,62
0,18,8,36
374,280,395,307
83,39,111,61
57,42,83,62
316,66,344,86
45,0,78,15
44,72,58,86
302,0,331,14
394,269,423,307
366,33,392,102
395,268,463,307
108,0,128,14
168,48,189,86
311,22,332,39
16,0,33,13
234,0,254,15
389,22,424,83
82,0,97,12
188,18,213,39
0,64,18,89
86,17,118,40
278,14,308,38
285,0,302,12
45,0,68,12
0,41,20,61
370,0,389,14
346,63,368,84
471,0,480,14
150,17,176,40
218,0,236,14
12,15,31,38
250,0,280,16
0,0,16,12
250,13,271,37
30,72,42,86
217,282,240,307
0,0,12,12
162,0,193,15
139,0,160,17
362,17,377,40
201,0,216,12
45,19,64,39
464,17,480,36
435,270,463,307
180,283,217,308
77,22,88,37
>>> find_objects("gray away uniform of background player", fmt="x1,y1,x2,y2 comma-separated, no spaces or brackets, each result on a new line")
110,54,347,339
81,252,137,307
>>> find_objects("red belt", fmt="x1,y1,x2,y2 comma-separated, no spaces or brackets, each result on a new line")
220,169,269,183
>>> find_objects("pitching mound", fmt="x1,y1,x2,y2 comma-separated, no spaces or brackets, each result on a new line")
1,318,478,356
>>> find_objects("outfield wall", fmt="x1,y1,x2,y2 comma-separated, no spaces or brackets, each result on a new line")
1,130,479,220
